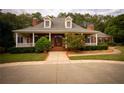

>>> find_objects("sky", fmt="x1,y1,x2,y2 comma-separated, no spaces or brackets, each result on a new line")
2,9,124,16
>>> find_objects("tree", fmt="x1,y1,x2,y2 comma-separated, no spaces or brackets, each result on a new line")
0,20,15,49
16,13,32,29
35,37,51,52
105,14,124,43
58,12,67,18
32,12,42,21
0,12,33,50
64,33,85,50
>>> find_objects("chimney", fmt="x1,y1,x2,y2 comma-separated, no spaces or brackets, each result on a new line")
32,18,38,26
87,24,94,31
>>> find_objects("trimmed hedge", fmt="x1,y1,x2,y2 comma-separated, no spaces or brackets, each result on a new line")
79,45,108,51
8,47,35,53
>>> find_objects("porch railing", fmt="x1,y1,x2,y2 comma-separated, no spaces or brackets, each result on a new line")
85,43,96,46
16,43,35,47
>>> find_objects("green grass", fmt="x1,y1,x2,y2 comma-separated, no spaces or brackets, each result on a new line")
69,46,124,61
0,53,47,63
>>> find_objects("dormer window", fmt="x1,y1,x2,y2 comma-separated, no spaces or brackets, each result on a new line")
45,20,50,27
67,21,71,27
43,16,51,28
65,16,72,28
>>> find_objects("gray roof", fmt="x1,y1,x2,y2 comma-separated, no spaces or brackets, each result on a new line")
13,17,110,37
13,18,97,34
97,31,111,37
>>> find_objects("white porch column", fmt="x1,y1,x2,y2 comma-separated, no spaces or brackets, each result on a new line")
49,33,51,41
95,33,98,45
32,33,35,47
16,33,18,47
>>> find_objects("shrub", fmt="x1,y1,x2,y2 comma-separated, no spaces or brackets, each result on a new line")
64,33,85,50
80,45,108,51
35,37,51,52
8,47,35,53
107,42,116,46
0,47,5,53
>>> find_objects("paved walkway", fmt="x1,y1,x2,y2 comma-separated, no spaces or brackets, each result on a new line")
46,51,69,63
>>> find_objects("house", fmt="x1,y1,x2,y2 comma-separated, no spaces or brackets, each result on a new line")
13,16,112,49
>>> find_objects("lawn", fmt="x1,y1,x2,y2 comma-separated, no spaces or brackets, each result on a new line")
69,46,124,61
0,53,48,63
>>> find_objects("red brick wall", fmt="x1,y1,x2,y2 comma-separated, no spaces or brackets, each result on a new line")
87,24,94,31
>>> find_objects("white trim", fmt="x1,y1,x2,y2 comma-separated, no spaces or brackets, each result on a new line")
65,21,72,28
85,43,96,46
49,33,51,41
16,43,34,47
96,33,98,45
15,33,18,47
44,20,51,28
43,16,52,28
65,16,73,28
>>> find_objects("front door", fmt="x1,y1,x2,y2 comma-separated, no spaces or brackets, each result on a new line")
54,35,63,47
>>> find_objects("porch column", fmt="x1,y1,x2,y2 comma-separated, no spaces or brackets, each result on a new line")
32,33,35,47
95,33,98,45
49,33,51,41
16,33,18,47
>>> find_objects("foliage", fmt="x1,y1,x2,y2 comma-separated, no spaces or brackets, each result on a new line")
0,12,32,50
8,47,35,53
105,14,124,43
0,20,15,49
35,37,51,52
0,47,5,53
79,45,108,51
32,12,42,21
64,33,85,50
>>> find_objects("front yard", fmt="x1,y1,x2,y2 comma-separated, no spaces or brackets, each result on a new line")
0,53,47,63
69,46,124,61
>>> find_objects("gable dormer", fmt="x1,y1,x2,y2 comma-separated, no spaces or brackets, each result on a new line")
43,16,52,28
65,16,73,28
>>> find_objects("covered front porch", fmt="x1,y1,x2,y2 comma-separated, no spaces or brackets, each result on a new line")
15,32,98,48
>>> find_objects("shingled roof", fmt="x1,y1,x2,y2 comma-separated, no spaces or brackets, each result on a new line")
13,17,110,38
97,31,111,37
13,18,97,34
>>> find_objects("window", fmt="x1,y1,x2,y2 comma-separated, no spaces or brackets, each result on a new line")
65,21,72,28
18,36,23,43
43,16,51,28
67,21,71,27
27,37,30,43
86,37,90,43
46,21,49,27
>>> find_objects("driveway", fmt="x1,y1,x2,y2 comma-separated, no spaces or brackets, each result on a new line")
0,51,124,84
0,61,124,83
